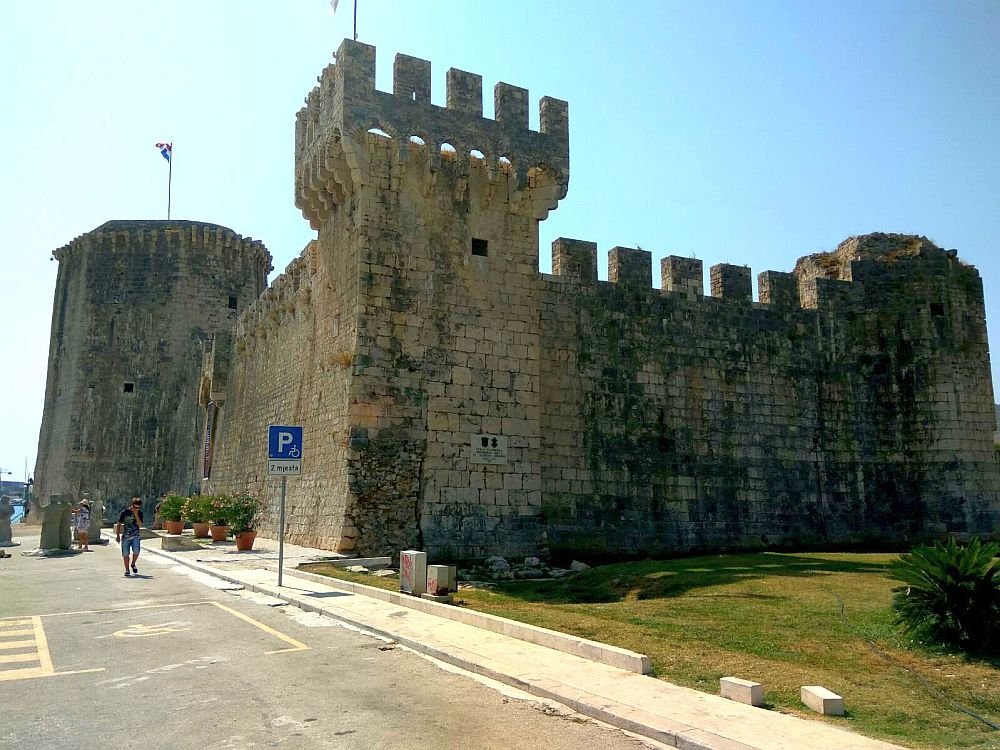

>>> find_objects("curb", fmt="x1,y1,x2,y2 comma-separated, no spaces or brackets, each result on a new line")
283,566,652,675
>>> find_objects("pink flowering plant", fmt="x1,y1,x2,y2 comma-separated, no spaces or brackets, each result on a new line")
159,494,186,522
206,494,231,526
226,491,262,535
181,495,211,524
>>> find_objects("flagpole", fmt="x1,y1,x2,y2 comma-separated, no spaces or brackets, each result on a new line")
167,143,173,220
353,0,357,40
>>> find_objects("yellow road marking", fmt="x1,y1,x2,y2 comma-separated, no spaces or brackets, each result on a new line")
210,602,309,654
0,599,308,678
0,640,35,650
0,667,47,682
31,616,54,674
0,652,39,664
0,667,105,683
0,619,34,627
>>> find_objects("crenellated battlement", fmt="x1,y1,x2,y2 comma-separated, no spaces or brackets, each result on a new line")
295,39,569,228
51,220,272,273
546,233,984,317
235,243,316,347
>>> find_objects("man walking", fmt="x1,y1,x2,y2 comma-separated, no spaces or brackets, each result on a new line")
115,498,144,577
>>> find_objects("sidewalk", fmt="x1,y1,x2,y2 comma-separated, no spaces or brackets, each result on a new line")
145,535,904,750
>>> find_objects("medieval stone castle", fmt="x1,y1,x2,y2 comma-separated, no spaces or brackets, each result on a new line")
35,40,1000,559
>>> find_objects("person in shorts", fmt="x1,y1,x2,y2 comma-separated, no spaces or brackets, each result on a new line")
116,498,144,577
74,499,92,551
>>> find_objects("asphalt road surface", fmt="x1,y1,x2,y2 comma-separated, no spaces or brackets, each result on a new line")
1,530,661,750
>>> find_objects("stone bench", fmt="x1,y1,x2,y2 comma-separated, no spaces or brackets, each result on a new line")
801,685,844,715
720,677,764,707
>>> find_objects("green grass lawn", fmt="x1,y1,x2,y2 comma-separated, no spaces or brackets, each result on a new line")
300,552,1000,750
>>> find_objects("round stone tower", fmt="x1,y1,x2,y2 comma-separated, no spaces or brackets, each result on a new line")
33,220,272,517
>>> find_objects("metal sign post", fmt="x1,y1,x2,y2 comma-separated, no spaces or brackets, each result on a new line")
267,425,303,588
278,475,287,586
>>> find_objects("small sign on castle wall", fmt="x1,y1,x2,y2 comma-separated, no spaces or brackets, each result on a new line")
470,434,508,464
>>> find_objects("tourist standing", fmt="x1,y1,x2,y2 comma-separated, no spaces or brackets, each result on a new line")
115,498,144,577
74,499,92,551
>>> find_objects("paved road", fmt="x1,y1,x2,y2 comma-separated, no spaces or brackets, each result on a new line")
1,530,659,750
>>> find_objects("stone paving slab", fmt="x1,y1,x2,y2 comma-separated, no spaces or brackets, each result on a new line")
145,544,906,750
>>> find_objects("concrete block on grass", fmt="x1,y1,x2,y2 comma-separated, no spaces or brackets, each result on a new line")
427,564,451,596
400,550,427,595
801,685,844,715
720,677,764,707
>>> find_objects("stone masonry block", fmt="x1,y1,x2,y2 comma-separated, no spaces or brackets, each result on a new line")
662,256,703,296
446,68,483,116
393,53,431,103
710,263,752,301
800,685,844,716
552,238,597,281
495,82,529,129
336,39,376,95
540,96,569,138
720,677,764,707
609,246,652,288
758,270,799,307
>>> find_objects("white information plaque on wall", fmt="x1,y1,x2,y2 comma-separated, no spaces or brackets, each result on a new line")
470,434,508,464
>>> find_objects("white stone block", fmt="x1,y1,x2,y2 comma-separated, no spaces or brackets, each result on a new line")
447,564,457,592
400,550,427,595
720,677,764,707
801,685,844,716
426,564,450,596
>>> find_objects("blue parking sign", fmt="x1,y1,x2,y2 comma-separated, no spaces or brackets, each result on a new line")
268,425,303,459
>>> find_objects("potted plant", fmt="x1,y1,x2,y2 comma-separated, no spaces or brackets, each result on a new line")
207,494,230,542
160,494,186,535
227,491,262,551
182,495,212,538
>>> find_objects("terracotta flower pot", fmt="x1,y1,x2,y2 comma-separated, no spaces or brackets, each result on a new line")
191,522,210,538
163,519,184,535
209,524,229,542
234,531,257,551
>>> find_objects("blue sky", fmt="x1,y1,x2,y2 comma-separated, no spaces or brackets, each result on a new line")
2,1,998,484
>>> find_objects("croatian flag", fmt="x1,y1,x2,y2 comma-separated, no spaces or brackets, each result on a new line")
155,142,172,162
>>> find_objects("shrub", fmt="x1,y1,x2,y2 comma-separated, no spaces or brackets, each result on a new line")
181,495,211,524
159,494,186,522
227,491,262,534
206,494,231,526
891,537,1000,652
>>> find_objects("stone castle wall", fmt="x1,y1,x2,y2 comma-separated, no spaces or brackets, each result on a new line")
539,236,999,556
204,40,998,558
201,232,361,548
39,41,999,557
35,221,270,516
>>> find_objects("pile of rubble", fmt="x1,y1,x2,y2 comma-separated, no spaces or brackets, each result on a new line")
459,556,590,582
330,555,592,586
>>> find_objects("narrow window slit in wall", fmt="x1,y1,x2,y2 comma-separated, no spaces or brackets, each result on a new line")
472,238,488,257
